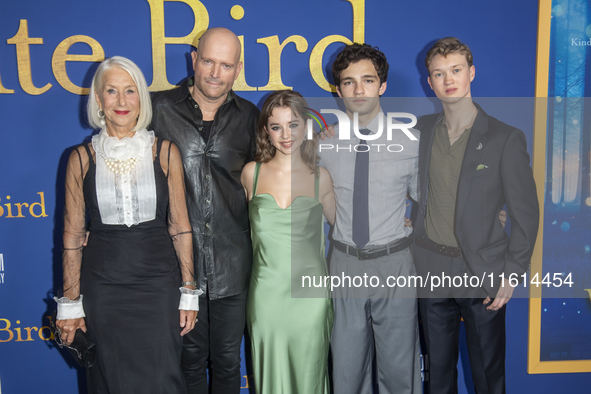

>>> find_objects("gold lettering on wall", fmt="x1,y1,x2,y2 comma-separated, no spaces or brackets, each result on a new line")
0,317,57,342
1,1,367,95
0,73,15,94
13,203,28,218
14,320,33,342
52,35,105,95
0,192,48,218
29,192,48,218
309,0,365,92
6,20,52,95
0,319,14,342
38,325,54,341
240,374,253,388
146,0,209,91
233,35,256,91
257,35,308,91
23,327,39,341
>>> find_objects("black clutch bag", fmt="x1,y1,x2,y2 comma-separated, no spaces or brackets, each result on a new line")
50,310,97,369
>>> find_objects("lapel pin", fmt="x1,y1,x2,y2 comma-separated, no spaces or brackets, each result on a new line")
476,143,483,150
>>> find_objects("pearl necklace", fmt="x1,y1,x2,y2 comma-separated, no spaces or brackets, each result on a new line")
104,157,138,175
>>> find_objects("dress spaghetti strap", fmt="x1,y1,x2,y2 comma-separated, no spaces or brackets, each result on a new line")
253,162,262,196
314,166,320,201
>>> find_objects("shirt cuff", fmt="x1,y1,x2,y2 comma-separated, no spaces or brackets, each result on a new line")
178,287,203,311
54,295,86,319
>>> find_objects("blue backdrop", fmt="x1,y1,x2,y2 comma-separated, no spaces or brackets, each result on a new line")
1,0,590,392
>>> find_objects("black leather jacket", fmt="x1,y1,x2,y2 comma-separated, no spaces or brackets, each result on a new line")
151,78,259,299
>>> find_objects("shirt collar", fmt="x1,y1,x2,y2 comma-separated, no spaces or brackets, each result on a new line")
437,101,487,135
438,115,474,135
363,109,385,135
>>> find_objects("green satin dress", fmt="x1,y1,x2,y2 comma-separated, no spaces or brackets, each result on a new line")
246,162,333,394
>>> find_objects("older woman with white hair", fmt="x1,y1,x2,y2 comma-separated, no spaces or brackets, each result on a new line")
55,56,200,393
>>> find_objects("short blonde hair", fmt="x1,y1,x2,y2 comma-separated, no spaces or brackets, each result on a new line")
425,37,473,73
87,56,152,131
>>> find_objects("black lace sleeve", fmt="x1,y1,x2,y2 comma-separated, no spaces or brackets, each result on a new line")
62,146,90,300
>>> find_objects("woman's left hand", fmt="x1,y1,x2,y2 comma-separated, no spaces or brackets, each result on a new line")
179,310,198,336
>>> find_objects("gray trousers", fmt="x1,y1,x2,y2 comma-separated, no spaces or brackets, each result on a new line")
330,246,422,394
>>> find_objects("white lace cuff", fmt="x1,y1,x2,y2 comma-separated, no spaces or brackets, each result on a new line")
178,287,203,311
54,295,86,319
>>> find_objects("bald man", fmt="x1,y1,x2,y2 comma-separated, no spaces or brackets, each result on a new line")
151,27,259,394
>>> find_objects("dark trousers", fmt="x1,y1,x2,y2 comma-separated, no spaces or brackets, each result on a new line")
415,247,506,394
181,290,247,394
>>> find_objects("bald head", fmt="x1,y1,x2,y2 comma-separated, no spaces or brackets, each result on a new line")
197,27,241,64
191,27,243,103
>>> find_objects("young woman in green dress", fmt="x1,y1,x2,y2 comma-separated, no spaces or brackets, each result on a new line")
241,90,335,394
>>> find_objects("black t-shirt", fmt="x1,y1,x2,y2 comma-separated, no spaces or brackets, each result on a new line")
199,120,213,143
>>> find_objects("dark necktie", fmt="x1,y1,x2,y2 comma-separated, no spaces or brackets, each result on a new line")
352,128,372,249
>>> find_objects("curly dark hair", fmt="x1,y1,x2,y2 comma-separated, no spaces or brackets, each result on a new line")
332,43,389,88
425,37,473,72
255,90,318,173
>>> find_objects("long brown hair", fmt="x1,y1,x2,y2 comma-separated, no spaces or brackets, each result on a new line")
255,90,318,173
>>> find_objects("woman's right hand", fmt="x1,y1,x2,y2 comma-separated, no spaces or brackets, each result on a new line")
56,317,87,345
